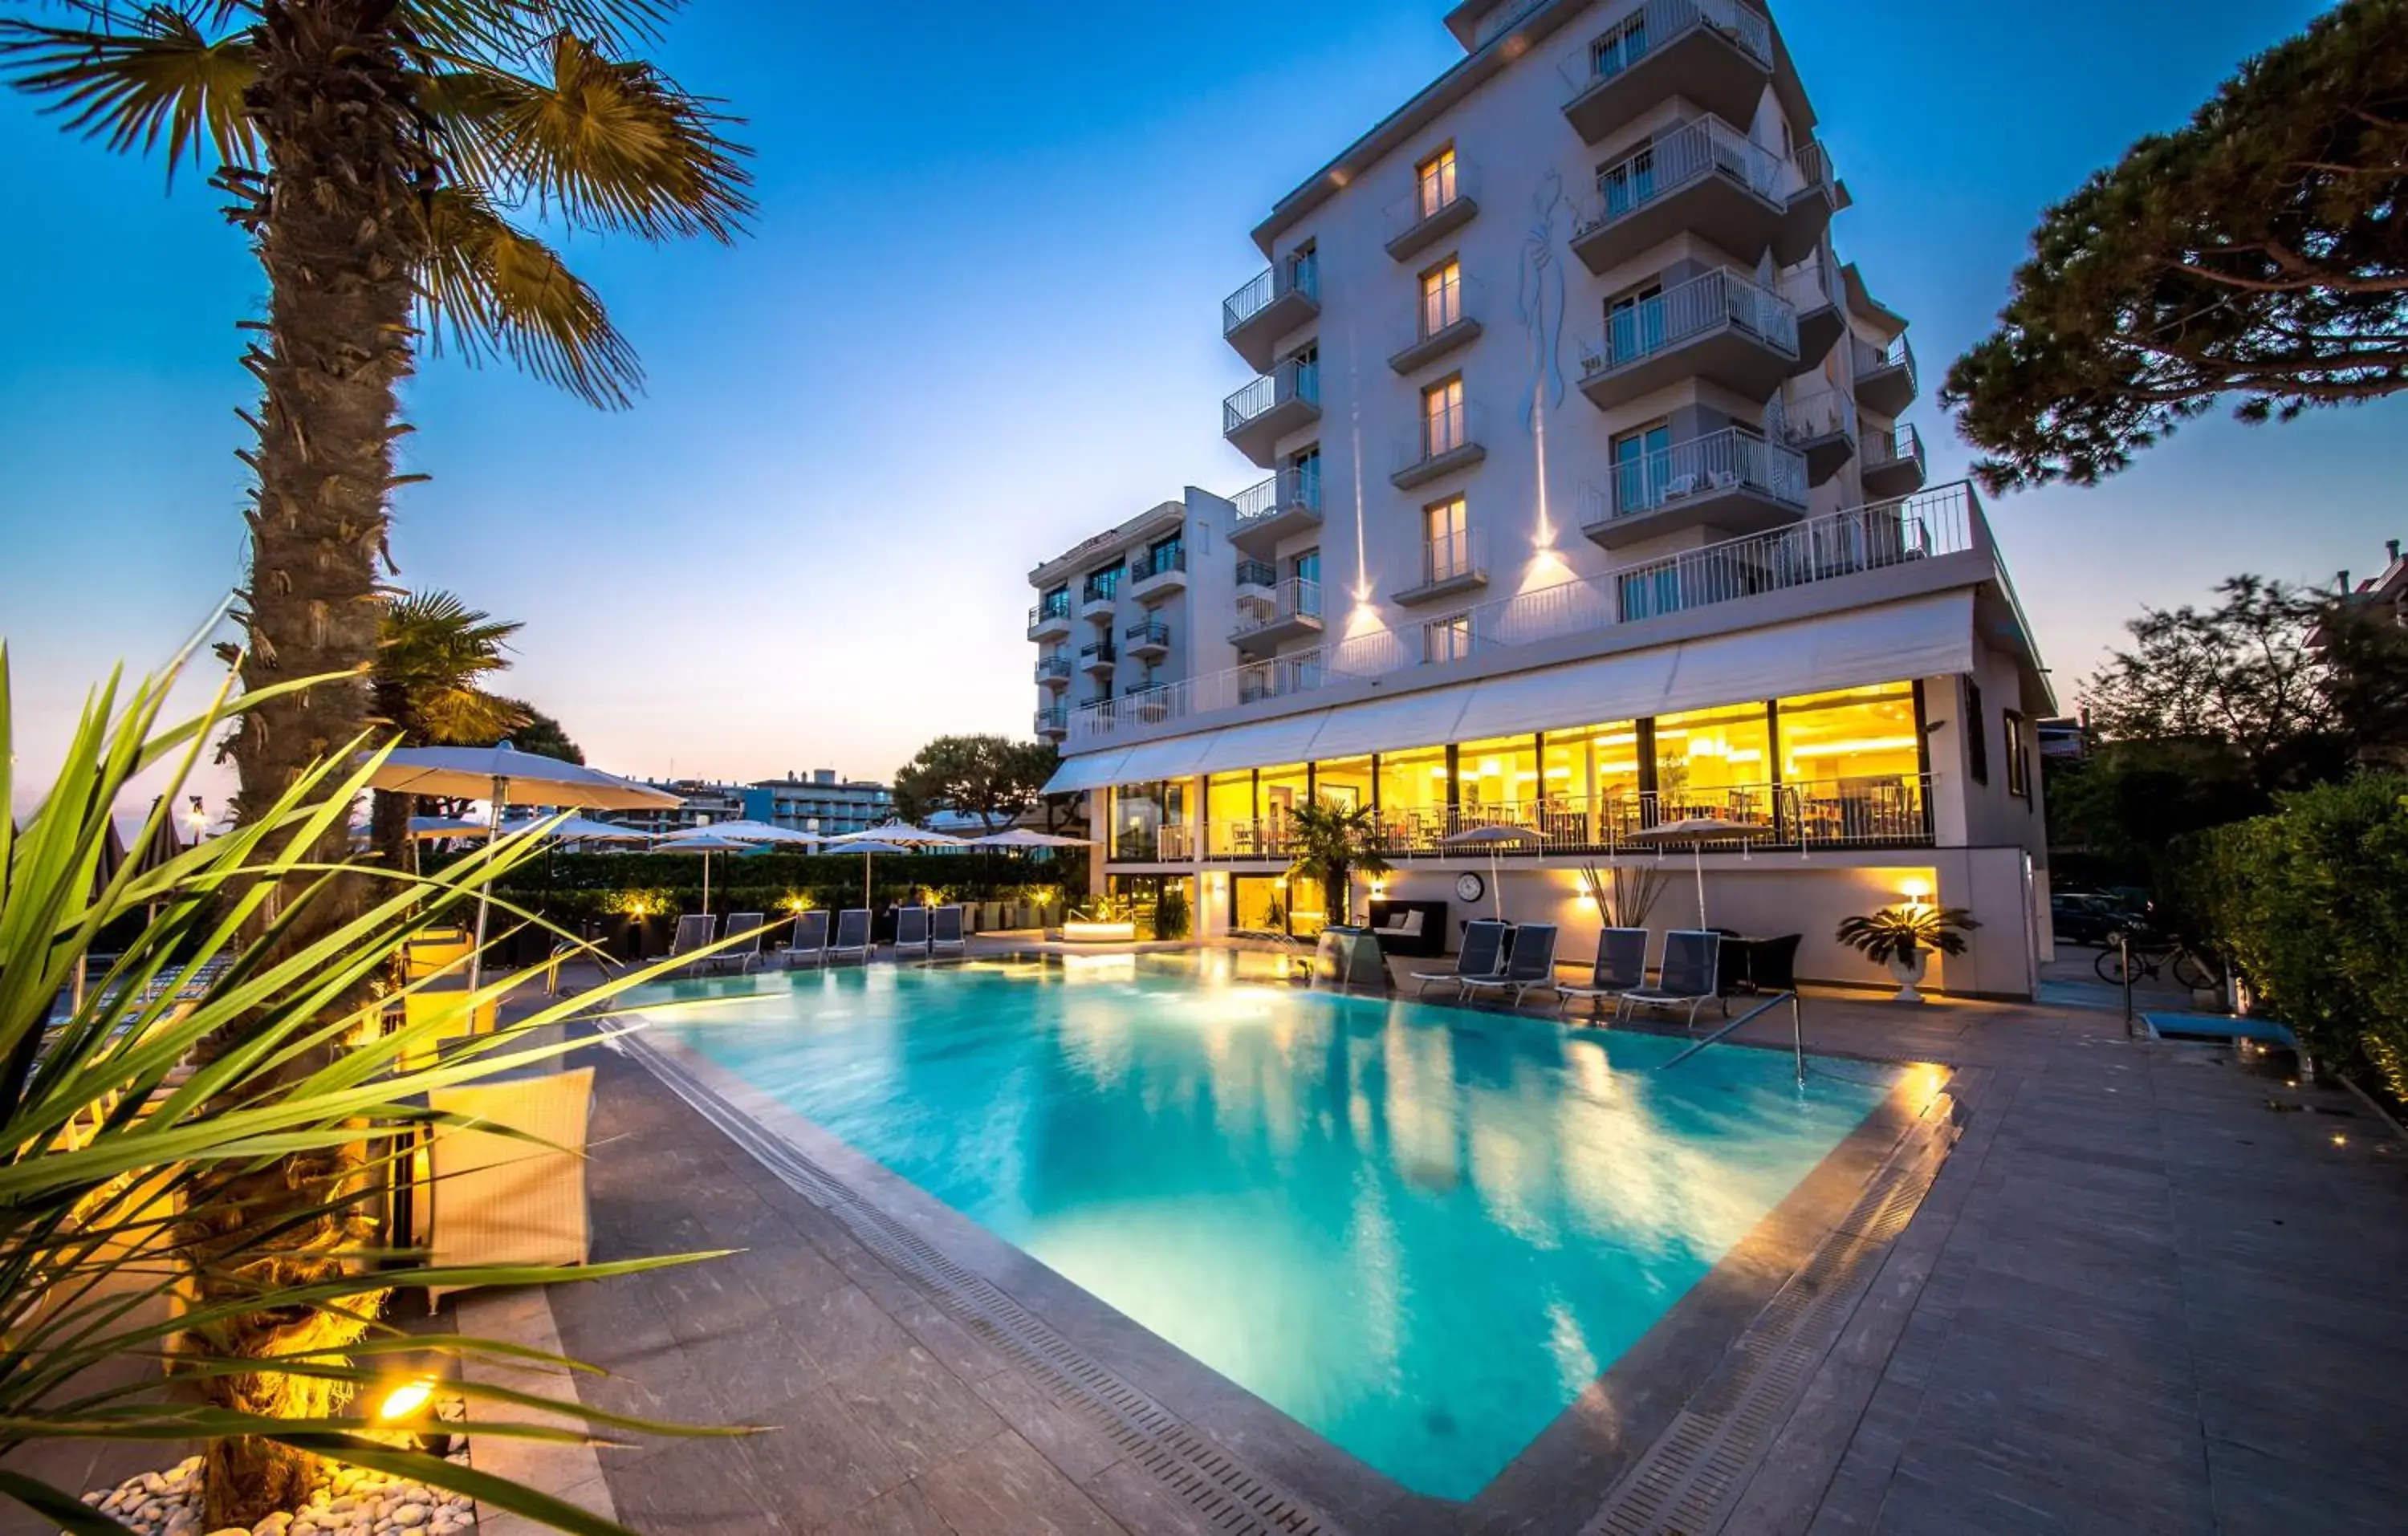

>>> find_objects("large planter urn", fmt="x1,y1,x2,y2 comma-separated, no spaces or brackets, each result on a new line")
1885,946,1929,1004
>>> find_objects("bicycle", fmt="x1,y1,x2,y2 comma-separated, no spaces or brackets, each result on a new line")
2094,928,2217,991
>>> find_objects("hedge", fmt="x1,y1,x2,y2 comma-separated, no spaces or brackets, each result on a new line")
2171,774,2408,1102
449,848,1084,925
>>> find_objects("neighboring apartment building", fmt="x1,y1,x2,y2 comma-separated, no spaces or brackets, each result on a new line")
593,779,748,836
1028,487,1240,748
1038,0,2058,998
745,770,896,837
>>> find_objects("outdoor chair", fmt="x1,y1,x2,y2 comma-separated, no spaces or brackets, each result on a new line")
1746,933,1803,994
1462,923,1560,1006
1617,929,1723,1028
829,909,872,964
707,912,766,974
1558,927,1651,1021
930,905,967,957
397,990,498,1071
893,906,931,957
1411,919,1508,998
421,1067,595,1304
783,909,830,969
665,913,716,976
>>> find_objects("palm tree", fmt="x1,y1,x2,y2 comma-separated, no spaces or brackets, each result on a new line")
368,590,526,868
1283,797,1392,929
2,2,747,1520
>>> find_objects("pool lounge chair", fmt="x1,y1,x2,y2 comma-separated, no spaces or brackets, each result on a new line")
707,912,766,974
829,909,873,964
1412,919,1509,998
1558,927,1652,1020
893,906,931,957
930,905,967,957
1617,929,1723,1028
783,909,831,969
665,913,717,976
1461,923,1560,1007
422,1067,595,1303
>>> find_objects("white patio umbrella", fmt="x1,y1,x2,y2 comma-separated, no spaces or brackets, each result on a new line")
368,742,679,994
828,839,913,912
832,822,966,847
965,827,1093,848
652,830,760,916
504,813,653,847
1441,823,1546,921
1621,817,1776,927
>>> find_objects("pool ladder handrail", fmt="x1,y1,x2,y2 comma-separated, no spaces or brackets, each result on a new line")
1658,989,1805,1086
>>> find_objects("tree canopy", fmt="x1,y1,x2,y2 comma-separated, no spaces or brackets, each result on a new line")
1942,0,2408,490
892,734,1060,831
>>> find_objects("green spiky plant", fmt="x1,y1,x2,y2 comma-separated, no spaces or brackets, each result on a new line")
1834,905,1981,966
1283,798,1391,929
0,648,756,1532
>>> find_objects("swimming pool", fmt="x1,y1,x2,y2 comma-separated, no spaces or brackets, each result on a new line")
632,953,1899,1501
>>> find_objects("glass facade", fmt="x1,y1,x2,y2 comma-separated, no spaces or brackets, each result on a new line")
1653,701,1774,819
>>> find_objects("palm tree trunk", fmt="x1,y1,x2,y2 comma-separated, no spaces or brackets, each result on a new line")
185,2,431,1523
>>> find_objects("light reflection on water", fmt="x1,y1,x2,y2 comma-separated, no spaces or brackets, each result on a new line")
641,956,1895,1500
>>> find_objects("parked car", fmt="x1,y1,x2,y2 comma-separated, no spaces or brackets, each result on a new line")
2050,892,2138,947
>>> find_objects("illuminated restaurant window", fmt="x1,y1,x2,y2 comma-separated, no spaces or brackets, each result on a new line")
1376,746,1450,847
1257,762,1311,850
1653,702,1772,815
1206,772,1253,855
1313,755,1374,814
1455,734,1540,822
1776,684,1922,784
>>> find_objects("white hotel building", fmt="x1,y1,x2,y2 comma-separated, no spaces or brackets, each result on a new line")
1033,0,2056,998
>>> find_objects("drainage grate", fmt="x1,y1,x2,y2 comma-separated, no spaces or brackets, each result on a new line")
1583,1094,1960,1536
619,1032,1340,1536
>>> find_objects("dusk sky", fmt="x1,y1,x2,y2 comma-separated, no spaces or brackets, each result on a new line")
3,0,2396,817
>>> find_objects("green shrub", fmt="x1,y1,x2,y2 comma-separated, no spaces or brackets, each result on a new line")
2174,774,2408,1099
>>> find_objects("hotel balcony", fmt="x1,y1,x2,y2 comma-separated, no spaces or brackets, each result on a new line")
1126,542,1187,602
1558,0,1775,146
1026,598,1072,642
1392,399,1488,491
1222,257,1320,374
1125,684,1173,724
1388,277,1484,375
1223,357,1322,469
1573,268,1798,413
1780,260,1845,372
1078,640,1117,677
1234,558,1277,603
1861,422,1928,500
1230,575,1324,654
1784,391,1857,486
1393,526,1489,606
1123,618,1170,660
1854,334,1918,417
1034,706,1067,740
1385,157,1479,263
1568,118,1827,277
1035,654,1072,690
1229,466,1323,557
1077,585,1118,621
1577,429,1808,549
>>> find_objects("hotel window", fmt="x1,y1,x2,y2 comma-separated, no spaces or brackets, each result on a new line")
1421,258,1462,337
1288,445,1323,510
1612,421,1671,514
2004,710,2031,798
1965,679,1989,783
1423,612,1472,664
1424,496,1468,583
1457,734,1540,823
1601,142,1655,218
1592,13,1649,79
1258,762,1311,852
1206,771,1254,855
1287,242,1317,297
1112,782,1169,863
1777,684,1922,786
1416,145,1458,221
1607,282,1666,362
1376,746,1450,847
1422,376,1466,458
1653,702,1773,819
1083,563,1121,602
1146,534,1182,576
1553,721,1645,839
1312,755,1374,814
1040,584,1069,618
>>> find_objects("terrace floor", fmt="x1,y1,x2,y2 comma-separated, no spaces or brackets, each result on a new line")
9,945,2403,1535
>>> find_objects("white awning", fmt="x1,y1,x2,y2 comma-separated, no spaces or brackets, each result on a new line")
1112,731,1226,783
1043,747,1131,795
1189,709,1332,777
1304,685,1474,760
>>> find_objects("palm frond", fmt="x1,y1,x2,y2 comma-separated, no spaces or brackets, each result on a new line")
398,0,674,60
424,30,750,241
417,185,642,408
0,6,259,181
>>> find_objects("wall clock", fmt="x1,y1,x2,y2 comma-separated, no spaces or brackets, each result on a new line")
1455,872,1486,904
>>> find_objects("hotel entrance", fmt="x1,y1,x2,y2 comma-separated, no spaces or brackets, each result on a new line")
1232,873,1328,939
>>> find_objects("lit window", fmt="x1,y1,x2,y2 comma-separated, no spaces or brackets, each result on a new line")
1416,146,1458,221
1423,613,1472,664
1422,260,1462,337
2004,709,2031,798
1423,376,1466,457
1776,684,1921,786
1424,496,1467,581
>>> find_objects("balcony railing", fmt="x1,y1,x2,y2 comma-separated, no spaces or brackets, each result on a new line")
1199,775,1933,860
1392,275,1484,359
1864,422,1924,473
1384,156,1479,250
1235,558,1277,589
1222,254,1320,336
1575,116,1783,239
1394,398,1487,482
1068,482,1982,743
1560,0,1774,98
1223,356,1320,435
1232,462,1323,526
1578,429,1807,528
1109,821,1195,863
1419,526,1487,587
1574,267,1798,377
1785,389,1857,444
1123,619,1169,648
1233,576,1321,639
1034,706,1067,735
1079,640,1117,665
1132,543,1186,581
1027,595,1071,632
1855,335,1917,388
1035,655,1073,682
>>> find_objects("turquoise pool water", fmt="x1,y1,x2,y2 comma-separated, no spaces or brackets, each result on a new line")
635,953,1898,1501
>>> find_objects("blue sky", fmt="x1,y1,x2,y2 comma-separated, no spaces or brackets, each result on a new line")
2,0,2395,815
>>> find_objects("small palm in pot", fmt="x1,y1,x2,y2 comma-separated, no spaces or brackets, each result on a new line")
1837,905,1979,1002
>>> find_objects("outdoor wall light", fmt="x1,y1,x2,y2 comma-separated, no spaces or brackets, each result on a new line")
372,1376,451,1455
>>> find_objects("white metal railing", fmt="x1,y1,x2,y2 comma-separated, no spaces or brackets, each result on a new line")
1786,140,1836,201
1222,253,1320,335
1576,116,1783,242
1865,422,1926,473
1131,543,1186,582
1027,596,1070,632
1035,707,1067,734
1560,0,1774,103
1035,655,1072,682
1395,397,1487,477
1223,356,1321,435
1574,267,1798,379
1232,462,1323,526
1234,558,1277,590
1785,388,1857,445
1393,274,1483,357
1233,576,1323,640
1068,482,1983,743
1854,334,1917,389
1384,156,1479,243
1777,255,1837,316
1416,526,1487,588
1578,429,1808,527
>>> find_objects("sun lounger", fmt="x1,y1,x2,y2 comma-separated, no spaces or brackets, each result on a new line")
783,909,830,969
930,905,967,957
893,906,931,958
829,909,872,964
1461,923,1560,1006
1412,919,1509,998
707,912,765,974
1558,927,1651,1020
665,912,717,976
1617,929,1723,1028
422,1067,596,1302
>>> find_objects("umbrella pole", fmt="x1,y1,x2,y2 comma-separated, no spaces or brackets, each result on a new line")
1491,846,1503,922
703,851,712,916
1695,845,1706,928
862,850,871,912
467,773,506,996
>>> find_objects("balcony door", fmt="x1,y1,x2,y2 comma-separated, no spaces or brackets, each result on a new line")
1601,144,1655,218
1290,548,1321,619
1422,376,1466,457
1424,496,1467,582
1607,285,1665,364
1613,422,1671,513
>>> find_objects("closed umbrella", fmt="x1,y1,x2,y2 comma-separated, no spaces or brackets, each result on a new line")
369,742,679,994
1440,823,1545,921
651,830,758,916
1620,817,1775,927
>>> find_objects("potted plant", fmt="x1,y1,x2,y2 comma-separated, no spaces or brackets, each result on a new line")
1836,904,1980,1002
1283,797,1393,930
